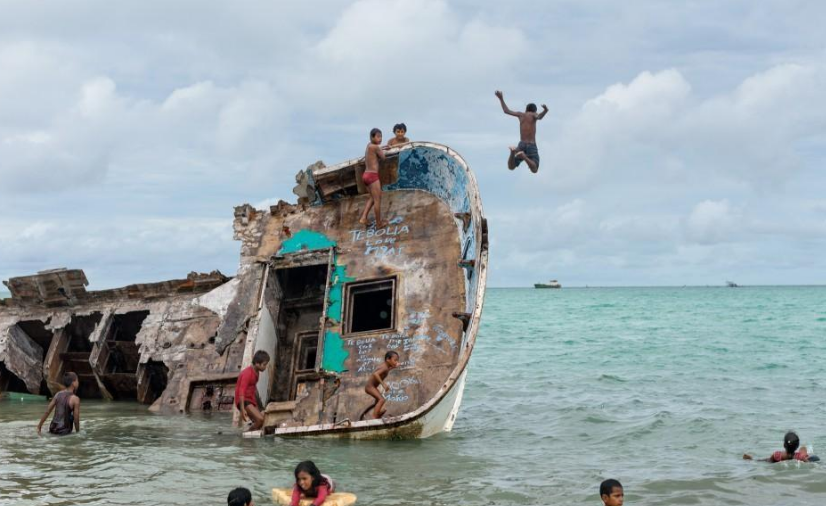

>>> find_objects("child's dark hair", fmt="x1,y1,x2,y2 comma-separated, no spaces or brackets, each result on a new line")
385,350,399,361
62,371,78,388
294,461,328,495
370,128,382,139
393,123,407,133
526,103,537,113
227,487,252,506
784,431,800,455
600,479,622,498
252,350,270,365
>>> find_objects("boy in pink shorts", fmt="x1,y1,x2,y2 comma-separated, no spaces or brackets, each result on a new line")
359,128,387,228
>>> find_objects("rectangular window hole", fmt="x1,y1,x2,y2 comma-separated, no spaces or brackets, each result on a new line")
345,278,396,335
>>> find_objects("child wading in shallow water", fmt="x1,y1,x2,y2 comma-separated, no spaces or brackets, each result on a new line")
291,461,336,506
359,128,387,228
600,479,624,506
37,372,80,436
361,350,400,420
234,350,270,431
743,430,818,462
228,487,254,506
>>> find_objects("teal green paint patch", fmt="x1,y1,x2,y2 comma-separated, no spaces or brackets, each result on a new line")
327,265,354,324
321,330,349,372
277,229,336,255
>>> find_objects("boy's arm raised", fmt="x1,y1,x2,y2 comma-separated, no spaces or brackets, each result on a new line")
495,90,520,117
538,104,549,119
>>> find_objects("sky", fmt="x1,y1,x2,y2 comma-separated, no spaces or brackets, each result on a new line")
1,0,825,289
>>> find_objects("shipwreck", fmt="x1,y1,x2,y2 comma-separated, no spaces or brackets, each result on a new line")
0,142,488,439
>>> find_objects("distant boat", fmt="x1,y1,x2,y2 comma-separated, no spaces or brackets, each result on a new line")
726,281,739,288
534,280,561,289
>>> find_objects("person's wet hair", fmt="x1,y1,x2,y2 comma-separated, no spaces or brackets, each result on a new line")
526,103,537,113
385,350,399,361
62,371,78,388
227,487,252,506
393,123,407,133
252,350,270,365
784,431,800,455
294,460,325,492
370,128,382,139
600,479,623,498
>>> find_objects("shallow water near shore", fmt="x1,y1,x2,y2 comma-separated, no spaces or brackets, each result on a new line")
2,286,826,505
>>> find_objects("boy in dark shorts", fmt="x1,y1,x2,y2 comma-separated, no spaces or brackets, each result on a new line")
495,90,548,173
600,479,624,506
358,128,387,228
387,123,409,147
37,372,80,435
235,350,270,431
361,350,400,420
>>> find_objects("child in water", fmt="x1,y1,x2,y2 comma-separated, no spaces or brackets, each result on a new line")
291,461,336,506
743,431,817,462
600,479,624,506
227,487,254,506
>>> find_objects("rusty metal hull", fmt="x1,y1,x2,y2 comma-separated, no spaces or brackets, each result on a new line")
0,142,488,440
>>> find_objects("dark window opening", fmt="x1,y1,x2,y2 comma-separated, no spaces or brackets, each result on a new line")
141,360,169,405
15,320,54,351
295,331,319,372
65,313,103,352
275,264,329,301
110,311,149,342
104,311,147,375
0,363,29,394
61,313,103,398
345,278,396,334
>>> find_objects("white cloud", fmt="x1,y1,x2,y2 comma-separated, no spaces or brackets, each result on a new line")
684,199,741,245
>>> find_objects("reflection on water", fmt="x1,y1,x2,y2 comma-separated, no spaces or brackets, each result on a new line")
2,288,826,505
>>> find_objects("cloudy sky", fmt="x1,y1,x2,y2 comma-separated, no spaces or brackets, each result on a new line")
1,0,825,289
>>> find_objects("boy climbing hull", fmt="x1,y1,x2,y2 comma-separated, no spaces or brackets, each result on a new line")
239,142,488,439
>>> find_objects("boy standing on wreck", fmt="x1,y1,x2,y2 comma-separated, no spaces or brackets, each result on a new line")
235,350,270,431
362,350,400,420
37,372,80,435
495,90,548,173
358,128,387,228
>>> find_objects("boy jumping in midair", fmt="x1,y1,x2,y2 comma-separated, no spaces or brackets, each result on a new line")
359,128,387,228
361,350,400,420
495,90,548,173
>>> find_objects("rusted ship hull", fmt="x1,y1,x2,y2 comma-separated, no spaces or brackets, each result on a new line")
0,142,488,439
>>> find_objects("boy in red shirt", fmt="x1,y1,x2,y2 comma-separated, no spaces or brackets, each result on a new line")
235,350,270,430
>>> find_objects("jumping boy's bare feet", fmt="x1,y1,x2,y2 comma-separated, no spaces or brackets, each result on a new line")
359,217,368,226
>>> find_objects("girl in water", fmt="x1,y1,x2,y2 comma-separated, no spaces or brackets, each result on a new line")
743,431,818,462
290,461,335,506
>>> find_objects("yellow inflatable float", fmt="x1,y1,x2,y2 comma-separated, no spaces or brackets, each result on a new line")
271,488,357,506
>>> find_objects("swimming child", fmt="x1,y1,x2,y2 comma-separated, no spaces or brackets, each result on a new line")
228,487,254,506
743,431,817,462
600,479,624,506
234,350,270,431
386,123,409,147
358,128,387,228
361,350,400,420
495,90,548,173
291,461,336,506
36,372,80,436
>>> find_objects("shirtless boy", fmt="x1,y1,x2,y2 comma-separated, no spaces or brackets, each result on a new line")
387,123,409,147
495,90,548,173
362,350,400,420
37,372,80,435
359,128,387,228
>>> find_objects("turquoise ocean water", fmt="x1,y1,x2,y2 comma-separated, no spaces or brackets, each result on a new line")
1,286,825,505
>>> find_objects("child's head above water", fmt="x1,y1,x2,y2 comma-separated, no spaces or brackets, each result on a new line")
600,479,624,506
62,371,79,389
369,128,382,144
784,431,800,455
294,460,324,493
227,487,253,506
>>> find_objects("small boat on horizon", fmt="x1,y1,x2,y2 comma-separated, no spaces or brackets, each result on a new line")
534,280,561,289
726,281,739,288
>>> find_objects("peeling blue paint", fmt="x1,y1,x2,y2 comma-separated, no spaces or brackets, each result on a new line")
277,229,337,255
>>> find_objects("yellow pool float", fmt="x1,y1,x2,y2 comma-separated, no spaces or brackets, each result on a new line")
271,488,357,506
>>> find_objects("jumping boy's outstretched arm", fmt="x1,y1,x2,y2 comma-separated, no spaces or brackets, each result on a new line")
495,90,520,117
36,398,57,434
538,104,549,120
